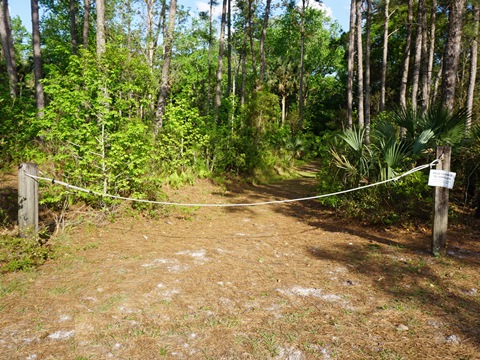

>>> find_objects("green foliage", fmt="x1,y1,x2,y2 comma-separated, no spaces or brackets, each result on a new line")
330,127,374,186
0,67,37,163
244,90,282,131
390,105,467,155
156,98,210,177
0,235,53,273
208,125,260,175
34,47,157,208
318,164,432,225
319,106,471,224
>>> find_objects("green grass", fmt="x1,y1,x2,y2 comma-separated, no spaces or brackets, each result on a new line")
0,234,53,273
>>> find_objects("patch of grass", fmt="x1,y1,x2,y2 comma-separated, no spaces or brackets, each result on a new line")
158,345,169,356
260,331,280,357
0,234,54,273
49,286,69,295
80,242,99,251
0,278,30,297
98,294,126,312
378,348,406,360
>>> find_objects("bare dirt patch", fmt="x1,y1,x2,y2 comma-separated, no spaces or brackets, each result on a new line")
1,165,480,359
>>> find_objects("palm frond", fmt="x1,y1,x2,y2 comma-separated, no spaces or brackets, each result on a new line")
377,138,410,180
330,148,359,179
391,105,419,140
372,117,398,144
412,129,435,155
339,127,365,153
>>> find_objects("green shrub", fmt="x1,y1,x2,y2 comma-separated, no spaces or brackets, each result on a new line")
0,235,53,273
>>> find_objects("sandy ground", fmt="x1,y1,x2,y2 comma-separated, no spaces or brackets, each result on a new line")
1,165,479,359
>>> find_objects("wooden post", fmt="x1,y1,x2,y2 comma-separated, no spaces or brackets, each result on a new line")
18,162,39,237
432,146,451,256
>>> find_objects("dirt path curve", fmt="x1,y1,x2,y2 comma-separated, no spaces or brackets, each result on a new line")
1,164,480,359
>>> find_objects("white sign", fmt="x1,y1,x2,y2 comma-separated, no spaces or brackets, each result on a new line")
428,170,456,189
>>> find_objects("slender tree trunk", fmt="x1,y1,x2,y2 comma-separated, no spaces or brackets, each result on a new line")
83,0,90,48
365,0,371,145
227,0,231,96
432,56,443,102
425,0,437,109
298,0,306,131
214,0,227,122
155,0,177,132
96,0,106,55
442,0,466,112
356,0,364,129
399,0,413,109
466,5,479,133
247,0,256,80
411,0,425,110
31,0,45,112
70,0,78,54
0,0,18,97
206,0,215,115
379,0,389,112
347,0,356,129
420,0,429,112
152,0,165,65
145,0,155,68
240,21,248,106
258,0,272,89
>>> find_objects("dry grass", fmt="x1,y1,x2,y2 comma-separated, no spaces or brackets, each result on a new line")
0,166,479,359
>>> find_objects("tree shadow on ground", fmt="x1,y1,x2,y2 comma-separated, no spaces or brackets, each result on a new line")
220,165,480,349
306,241,480,348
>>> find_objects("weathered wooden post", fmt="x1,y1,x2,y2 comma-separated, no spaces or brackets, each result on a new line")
431,146,452,256
18,162,39,237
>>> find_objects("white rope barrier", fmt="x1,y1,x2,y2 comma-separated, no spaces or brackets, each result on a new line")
25,159,439,208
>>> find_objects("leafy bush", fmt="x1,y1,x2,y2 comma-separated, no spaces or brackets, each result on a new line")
317,166,432,225
0,235,53,273
34,48,157,209
315,104,467,226
156,97,210,177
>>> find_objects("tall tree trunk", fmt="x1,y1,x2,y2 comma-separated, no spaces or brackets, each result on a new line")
145,0,155,68
96,0,106,55
347,0,356,129
466,5,479,132
206,0,216,115
83,0,90,48
31,0,45,112
399,0,414,109
379,0,389,112
155,0,177,132
298,0,306,131
227,0,231,96
425,0,437,109
0,0,18,97
411,0,425,110
420,0,429,112
70,0,78,54
432,56,443,102
240,20,248,106
214,0,227,122
441,0,466,112
365,0,371,145
152,1,165,69
258,0,272,89
356,0,364,129
247,0,256,80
